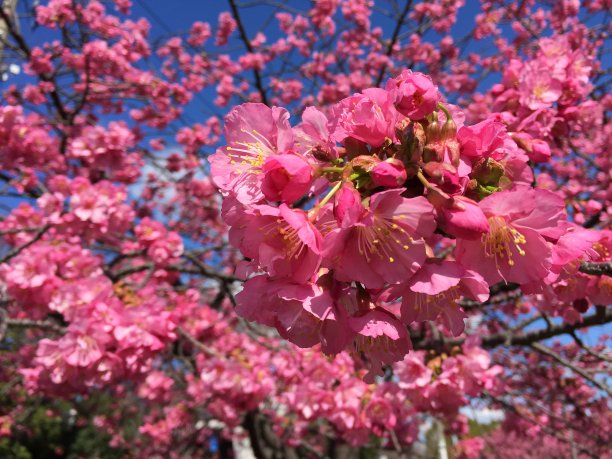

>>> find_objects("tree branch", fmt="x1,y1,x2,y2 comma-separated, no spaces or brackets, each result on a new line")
4,317,64,334
579,261,612,276
183,253,243,283
176,326,223,358
569,330,612,363
530,342,612,397
227,0,270,105
0,224,50,264
414,307,612,350
374,0,413,86
0,7,68,121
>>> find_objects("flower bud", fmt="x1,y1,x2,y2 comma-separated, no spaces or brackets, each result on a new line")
426,118,442,143
440,118,457,139
262,154,314,204
530,139,551,163
399,121,425,163
512,133,551,163
470,157,505,186
371,158,408,188
334,182,365,227
386,70,441,119
350,154,380,172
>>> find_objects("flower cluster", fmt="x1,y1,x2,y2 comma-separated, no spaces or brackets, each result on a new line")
18,281,181,395
0,1,609,457
211,69,603,379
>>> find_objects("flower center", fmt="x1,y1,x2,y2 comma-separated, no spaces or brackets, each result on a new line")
592,242,609,261
263,218,307,260
481,216,526,268
226,129,274,173
354,334,398,355
533,83,548,98
356,217,414,263
414,287,461,312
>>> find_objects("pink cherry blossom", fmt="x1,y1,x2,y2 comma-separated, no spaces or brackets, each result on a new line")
231,204,322,283
209,103,294,204
370,158,408,188
325,188,435,288
261,154,315,203
386,69,441,119
456,189,566,285
330,89,399,147
393,260,489,336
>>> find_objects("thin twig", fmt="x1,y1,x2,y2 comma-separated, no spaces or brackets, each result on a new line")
374,0,414,86
183,253,243,283
413,308,612,351
569,331,612,363
579,261,612,276
176,326,223,358
5,318,64,334
0,224,50,264
227,0,269,105
530,342,612,397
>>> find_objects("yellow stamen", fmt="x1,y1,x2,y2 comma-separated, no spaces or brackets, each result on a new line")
481,216,526,269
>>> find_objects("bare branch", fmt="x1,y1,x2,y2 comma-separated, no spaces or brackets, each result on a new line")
579,261,612,276
414,307,612,351
0,224,50,264
227,0,270,105
0,226,45,235
374,0,413,86
183,252,243,283
530,342,612,397
0,308,7,341
0,7,68,121
4,317,64,334
569,330,612,363
176,325,223,358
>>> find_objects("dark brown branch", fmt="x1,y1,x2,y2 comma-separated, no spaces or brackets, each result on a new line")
374,0,413,87
0,226,46,235
244,411,273,459
569,330,612,363
530,342,612,397
0,224,50,264
0,8,68,121
227,0,270,105
183,253,243,283
0,308,7,342
103,256,242,284
414,307,612,351
176,326,223,358
4,317,64,334
579,261,612,276
104,262,152,282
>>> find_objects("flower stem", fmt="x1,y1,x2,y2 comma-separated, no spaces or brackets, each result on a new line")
416,169,432,189
317,180,343,209
319,166,345,174
437,102,453,121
